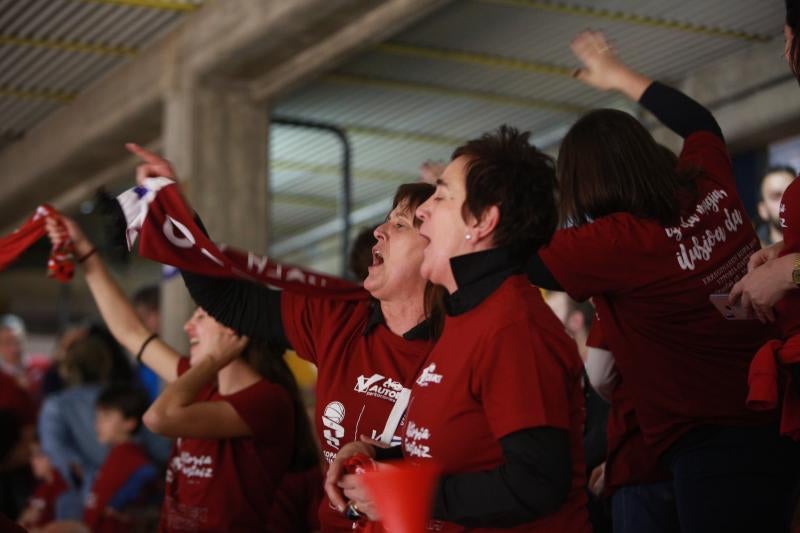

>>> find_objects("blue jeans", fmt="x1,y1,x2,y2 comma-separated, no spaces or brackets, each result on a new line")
612,481,679,533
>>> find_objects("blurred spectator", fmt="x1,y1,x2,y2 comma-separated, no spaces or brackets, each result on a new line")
17,441,67,530
418,160,447,184
0,314,45,394
756,165,796,246
38,337,111,520
0,369,36,521
132,285,161,402
82,384,159,532
87,324,133,386
41,325,88,398
348,226,378,283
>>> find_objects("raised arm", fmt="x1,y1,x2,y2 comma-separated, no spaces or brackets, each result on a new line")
126,143,289,346
45,216,180,382
571,30,722,139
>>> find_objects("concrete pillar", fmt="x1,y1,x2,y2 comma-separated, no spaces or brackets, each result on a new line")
159,80,270,352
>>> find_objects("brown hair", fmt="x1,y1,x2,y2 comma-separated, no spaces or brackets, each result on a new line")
60,337,111,386
241,339,319,472
558,109,699,227
391,182,447,339
788,0,800,82
452,125,559,259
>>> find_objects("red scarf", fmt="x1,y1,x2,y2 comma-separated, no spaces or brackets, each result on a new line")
0,205,74,282
118,178,368,299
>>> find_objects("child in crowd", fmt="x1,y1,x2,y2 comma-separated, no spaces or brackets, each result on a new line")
42,384,158,533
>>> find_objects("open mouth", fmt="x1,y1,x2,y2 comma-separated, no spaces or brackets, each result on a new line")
371,248,384,267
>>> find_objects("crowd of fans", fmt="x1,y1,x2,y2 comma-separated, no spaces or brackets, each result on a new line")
2,3,800,532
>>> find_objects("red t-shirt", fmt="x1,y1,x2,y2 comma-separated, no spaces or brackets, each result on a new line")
268,464,323,533
159,358,294,532
540,132,776,455
774,177,800,338
25,471,68,528
402,275,589,532
585,318,669,494
84,442,155,533
281,293,435,532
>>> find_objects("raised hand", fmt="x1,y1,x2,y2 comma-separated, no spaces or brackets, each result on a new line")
126,143,177,185
570,30,650,100
45,216,93,257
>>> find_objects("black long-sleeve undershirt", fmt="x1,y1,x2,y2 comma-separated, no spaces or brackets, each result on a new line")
374,428,571,527
526,80,723,290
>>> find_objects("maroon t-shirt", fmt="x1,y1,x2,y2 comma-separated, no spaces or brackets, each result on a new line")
159,358,294,532
84,442,153,533
585,319,669,494
402,275,590,532
540,132,775,455
774,177,800,338
281,293,435,533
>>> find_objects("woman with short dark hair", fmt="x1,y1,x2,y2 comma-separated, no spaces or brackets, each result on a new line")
331,125,591,531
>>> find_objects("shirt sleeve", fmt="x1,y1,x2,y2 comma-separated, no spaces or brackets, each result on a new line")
474,322,576,439
678,131,735,188
280,292,361,366
224,380,294,445
539,218,653,302
639,81,723,140
432,427,571,527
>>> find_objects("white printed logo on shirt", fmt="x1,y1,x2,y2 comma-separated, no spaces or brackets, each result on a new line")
415,363,443,387
354,373,405,401
322,401,346,450
404,421,432,458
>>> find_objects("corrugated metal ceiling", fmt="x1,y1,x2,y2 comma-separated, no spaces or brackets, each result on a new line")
0,0,787,271
270,0,785,267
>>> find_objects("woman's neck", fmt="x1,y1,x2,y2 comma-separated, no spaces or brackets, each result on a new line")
216,359,261,395
380,296,426,337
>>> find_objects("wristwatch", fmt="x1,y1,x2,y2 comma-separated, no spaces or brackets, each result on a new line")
792,255,800,287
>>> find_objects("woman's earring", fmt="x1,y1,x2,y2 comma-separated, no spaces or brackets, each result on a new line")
465,234,472,241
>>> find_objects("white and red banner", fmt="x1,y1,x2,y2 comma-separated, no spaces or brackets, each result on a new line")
118,178,368,300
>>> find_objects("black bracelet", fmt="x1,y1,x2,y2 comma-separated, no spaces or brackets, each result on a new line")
77,247,97,263
136,333,158,363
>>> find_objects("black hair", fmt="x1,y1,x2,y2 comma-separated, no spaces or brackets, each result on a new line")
97,384,151,433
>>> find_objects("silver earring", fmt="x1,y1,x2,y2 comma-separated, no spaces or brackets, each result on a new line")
465,234,472,240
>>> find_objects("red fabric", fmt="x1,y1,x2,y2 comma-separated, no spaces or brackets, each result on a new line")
24,471,68,528
746,336,800,440
585,318,669,495
159,358,294,532
0,204,74,282
268,464,323,533
402,276,590,532
774,178,800,338
84,442,153,533
540,132,776,456
123,180,367,299
281,293,434,532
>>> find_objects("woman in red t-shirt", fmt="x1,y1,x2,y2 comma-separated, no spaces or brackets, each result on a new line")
45,216,317,532
529,31,798,533
123,143,446,532
332,128,591,531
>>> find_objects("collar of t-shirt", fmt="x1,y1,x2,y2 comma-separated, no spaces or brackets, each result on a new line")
446,246,522,316
363,301,433,340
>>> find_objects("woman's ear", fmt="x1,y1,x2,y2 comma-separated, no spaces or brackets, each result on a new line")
473,205,500,243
